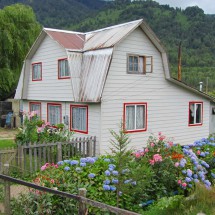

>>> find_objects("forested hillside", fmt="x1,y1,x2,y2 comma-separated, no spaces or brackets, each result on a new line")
0,0,215,99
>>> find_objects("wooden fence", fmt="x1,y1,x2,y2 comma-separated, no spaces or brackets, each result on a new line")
0,167,140,215
0,136,96,174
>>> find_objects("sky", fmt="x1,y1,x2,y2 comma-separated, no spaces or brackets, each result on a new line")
154,0,215,14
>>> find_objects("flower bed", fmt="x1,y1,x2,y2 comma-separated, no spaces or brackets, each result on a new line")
11,130,215,214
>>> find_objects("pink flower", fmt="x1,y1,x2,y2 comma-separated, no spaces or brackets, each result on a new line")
37,127,43,133
159,135,166,141
178,180,182,184
150,143,155,147
41,165,46,171
175,162,179,167
50,179,55,184
197,150,201,155
153,154,162,162
135,153,141,158
149,159,155,165
182,183,187,187
144,148,149,153
158,132,162,136
168,141,173,147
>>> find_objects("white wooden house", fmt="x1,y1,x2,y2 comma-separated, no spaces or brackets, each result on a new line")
15,19,215,154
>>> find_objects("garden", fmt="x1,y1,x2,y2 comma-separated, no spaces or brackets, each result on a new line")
5,112,215,214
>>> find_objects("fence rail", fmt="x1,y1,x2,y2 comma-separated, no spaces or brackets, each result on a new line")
0,136,96,174
0,171,140,215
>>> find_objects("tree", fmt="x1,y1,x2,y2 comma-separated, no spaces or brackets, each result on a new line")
0,4,41,100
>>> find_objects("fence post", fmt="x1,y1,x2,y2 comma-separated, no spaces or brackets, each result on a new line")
87,138,93,157
78,188,87,215
4,164,11,215
57,142,62,161
18,145,24,174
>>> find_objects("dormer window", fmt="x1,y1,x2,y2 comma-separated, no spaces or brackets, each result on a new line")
32,62,42,81
58,58,70,79
127,55,153,74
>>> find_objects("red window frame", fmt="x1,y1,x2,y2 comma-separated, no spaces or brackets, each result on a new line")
58,58,70,79
123,102,147,133
70,104,88,134
47,103,62,125
32,62,42,81
29,102,41,119
188,101,203,126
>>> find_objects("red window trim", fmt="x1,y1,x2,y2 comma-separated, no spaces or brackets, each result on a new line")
29,102,42,119
58,58,70,79
47,103,62,124
70,104,88,134
32,62,42,81
188,101,203,126
123,102,147,133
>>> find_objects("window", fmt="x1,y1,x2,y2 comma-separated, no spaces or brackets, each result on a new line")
47,103,61,125
123,103,147,132
70,105,88,134
32,62,42,81
127,55,152,74
58,58,70,79
29,102,41,119
189,102,203,126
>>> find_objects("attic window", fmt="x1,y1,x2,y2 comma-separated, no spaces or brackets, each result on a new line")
58,58,70,79
32,62,42,81
127,55,153,74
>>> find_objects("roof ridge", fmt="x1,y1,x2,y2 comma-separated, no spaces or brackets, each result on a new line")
44,28,84,35
85,19,143,35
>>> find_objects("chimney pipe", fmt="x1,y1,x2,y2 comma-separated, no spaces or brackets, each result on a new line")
199,82,203,91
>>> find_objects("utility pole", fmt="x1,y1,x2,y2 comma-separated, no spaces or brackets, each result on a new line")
206,76,209,93
177,41,182,81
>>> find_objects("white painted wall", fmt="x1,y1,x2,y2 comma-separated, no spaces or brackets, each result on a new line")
100,27,210,153
27,35,74,101
210,103,215,134
23,100,101,154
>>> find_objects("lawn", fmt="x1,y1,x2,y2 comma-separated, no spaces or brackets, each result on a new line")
0,127,17,149
0,139,16,149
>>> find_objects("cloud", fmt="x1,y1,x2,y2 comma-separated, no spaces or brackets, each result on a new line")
155,0,215,14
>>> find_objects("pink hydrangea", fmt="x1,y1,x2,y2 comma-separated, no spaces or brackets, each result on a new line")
144,148,149,153
150,143,155,147
182,182,187,187
168,141,173,147
149,159,155,165
178,180,182,184
153,154,162,162
197,150,201,155
175,162,179,167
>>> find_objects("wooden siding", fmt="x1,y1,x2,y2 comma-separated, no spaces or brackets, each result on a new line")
100,27,210,153
23,101,101,155
26,36,74,101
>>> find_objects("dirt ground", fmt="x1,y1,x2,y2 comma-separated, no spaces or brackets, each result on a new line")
0,128,18,139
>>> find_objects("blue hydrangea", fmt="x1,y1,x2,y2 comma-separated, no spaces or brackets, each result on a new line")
70,160,79,165
112,170,118,176
63,160,71,164
193,174,198,179
80,158,87,163
131,181,137,186
64,166,70,171
80,162,86,167
88,173,95,178
57,161,64,165
187,169,192,177
104,158,111,162
105,170,111,176
211,173,215,178
112,179,119,184
103,185,110,191
103,179,110,185
86,157,96,164
108,164,116,170
182,170,187,174
110,186,116,191
124,179,132,184
122,169,130,174
185,177,192,183
204,180,211,187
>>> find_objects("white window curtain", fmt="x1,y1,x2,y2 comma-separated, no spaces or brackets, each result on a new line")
48,105,61,125
189,103,202,124
126,105,145,130
33,64,41,80
59,59,69,77
72,107,86,131
30,104,41,118
138,57,144,74
196,104,202,123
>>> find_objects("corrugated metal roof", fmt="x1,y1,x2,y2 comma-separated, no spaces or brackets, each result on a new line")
44,28,85,50
84,19,142,51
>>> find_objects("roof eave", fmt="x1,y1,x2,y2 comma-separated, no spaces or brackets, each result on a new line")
167,78,215,102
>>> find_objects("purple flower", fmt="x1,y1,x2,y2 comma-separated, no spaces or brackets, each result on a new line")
70,160,79,165
108,164,116,170
204,180,211,187
194,179,199,183
80,162,86,167
86,157,96,164
64,160,71,164
131,181,137,186
124,179,132,184
104,158,111,162
80,158,87,163
105,170,111,176
112,171,118,176
211,173,215,178
112,179,119,184
57,161,64,165
64,166,70,171
110,186,116,191
103,185,110,191
104,179,110,185
185,177,192,183
88,173,95,178
187,169,192,177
